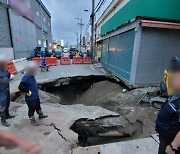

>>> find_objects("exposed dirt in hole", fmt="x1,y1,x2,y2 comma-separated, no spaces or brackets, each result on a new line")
41,77,158,147
43,76,125,105
11,76,159,147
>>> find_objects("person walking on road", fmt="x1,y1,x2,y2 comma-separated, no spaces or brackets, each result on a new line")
18,61,48,125
0,55,14,127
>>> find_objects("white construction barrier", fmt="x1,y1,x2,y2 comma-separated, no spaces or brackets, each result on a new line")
13,58,27,73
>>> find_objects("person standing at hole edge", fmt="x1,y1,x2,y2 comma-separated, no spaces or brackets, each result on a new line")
156,56,180,154
0,55,15,127
18,61,48,125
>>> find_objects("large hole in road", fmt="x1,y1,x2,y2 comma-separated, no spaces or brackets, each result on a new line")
40,76,157,147
12,75,157,147
40,75,126,106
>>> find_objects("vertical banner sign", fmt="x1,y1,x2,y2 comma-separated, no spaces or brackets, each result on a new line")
8,0,33,21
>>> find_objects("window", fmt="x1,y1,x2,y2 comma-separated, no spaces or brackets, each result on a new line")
36,10,40,16
48,22,51,27
43,17,46,23
38,40,42,45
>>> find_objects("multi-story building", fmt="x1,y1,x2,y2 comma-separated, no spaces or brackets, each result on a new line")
0,0,52,59
30,0,52,49
96,0,180,87
0,0,14,59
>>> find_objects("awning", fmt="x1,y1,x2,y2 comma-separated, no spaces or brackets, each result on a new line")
141,20,180,30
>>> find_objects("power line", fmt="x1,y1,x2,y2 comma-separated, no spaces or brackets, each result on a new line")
95,0,103,11
83,0,106,36
83,19,90,36
95,0,106,13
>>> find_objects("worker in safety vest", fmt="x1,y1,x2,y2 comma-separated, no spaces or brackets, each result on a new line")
75,50,80,57
156,56,180,154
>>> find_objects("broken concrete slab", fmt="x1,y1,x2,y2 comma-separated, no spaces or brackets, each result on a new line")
0,103,118,154
70,107,156,146
72,136,159,154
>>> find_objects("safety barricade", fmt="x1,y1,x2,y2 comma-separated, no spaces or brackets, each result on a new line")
83,57,92,64
13,58,27,72
32,57,43,66
6,61,17,75
46,57,58,66
72,56,83,64
60,57,71,65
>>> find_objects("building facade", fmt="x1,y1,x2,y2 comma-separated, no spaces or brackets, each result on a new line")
0,0,52,59
0,0,14,59
96,0,180,87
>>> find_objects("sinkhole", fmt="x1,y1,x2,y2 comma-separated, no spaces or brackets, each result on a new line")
11,75,157,147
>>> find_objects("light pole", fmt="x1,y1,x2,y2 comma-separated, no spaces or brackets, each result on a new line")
78,18,83,52
76,18,84,52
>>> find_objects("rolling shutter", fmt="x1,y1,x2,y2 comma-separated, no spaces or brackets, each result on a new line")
0,4,12,47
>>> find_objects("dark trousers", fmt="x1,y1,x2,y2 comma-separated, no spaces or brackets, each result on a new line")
26,98,42,118
0,89,10,117
5,91,10,116
159,135,180,154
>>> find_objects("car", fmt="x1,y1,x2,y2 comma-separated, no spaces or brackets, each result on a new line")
69,48,76,58
62,48,70,57
52,49,63,59
34,47,51,57
80,49,88,57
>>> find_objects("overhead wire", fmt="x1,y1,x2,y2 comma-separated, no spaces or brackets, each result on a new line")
83,0,106,36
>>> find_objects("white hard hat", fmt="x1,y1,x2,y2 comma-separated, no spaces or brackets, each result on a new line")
26,61,38,69
0,55,7,63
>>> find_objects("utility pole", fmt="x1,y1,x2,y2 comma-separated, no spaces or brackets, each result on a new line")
75,32,79,49
90,0,95,63
78,18,84,52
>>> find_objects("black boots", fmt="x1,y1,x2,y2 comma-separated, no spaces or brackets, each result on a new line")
39,114,48,119
1,117,10,127
6,114,15,119
5,109,15,119
0,112,10,127
37,109,48,119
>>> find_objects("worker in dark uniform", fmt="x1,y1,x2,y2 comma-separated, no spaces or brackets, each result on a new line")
0,55,14,127
18,61,48,124
156,57,180,154
40,58,50,72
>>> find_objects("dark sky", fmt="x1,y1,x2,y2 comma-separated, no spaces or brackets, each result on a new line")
42,0,112,45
